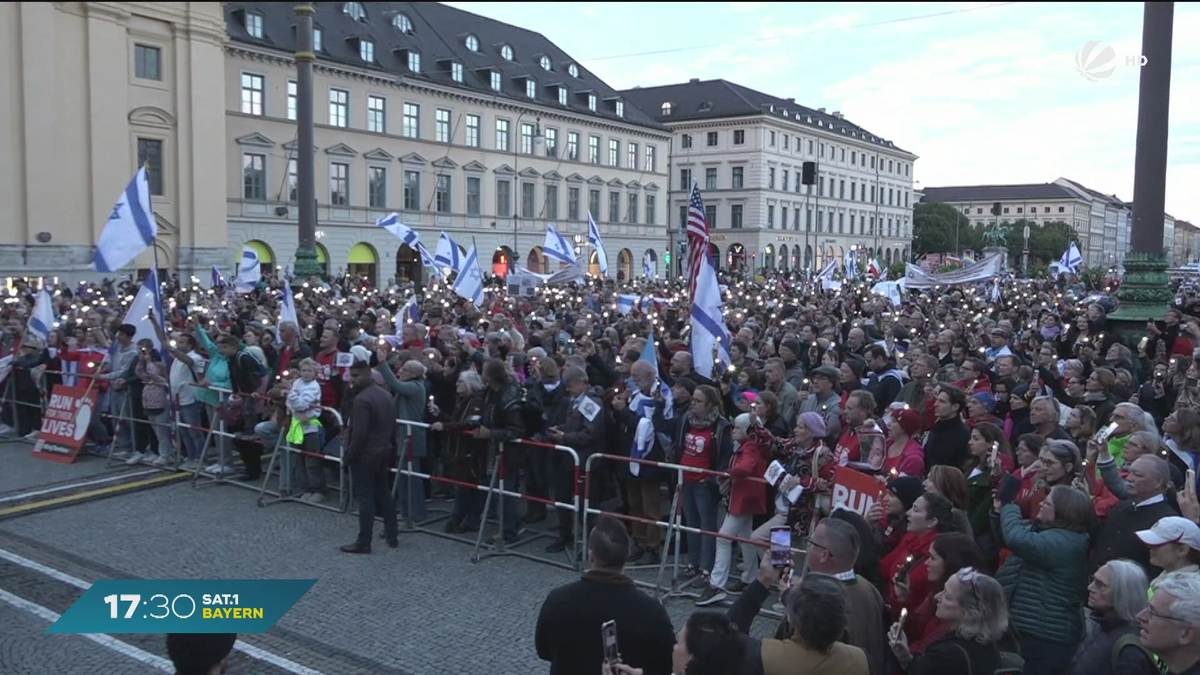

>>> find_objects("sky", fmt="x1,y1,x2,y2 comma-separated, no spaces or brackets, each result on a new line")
446,1,1200,225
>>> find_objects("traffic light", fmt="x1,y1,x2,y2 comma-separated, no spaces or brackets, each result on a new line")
498,253,507,264
664,249,671,266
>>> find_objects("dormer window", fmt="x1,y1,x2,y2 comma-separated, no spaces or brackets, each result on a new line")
490,71,502,92
698,101,713,112
568,63,579,78
540,55,552,71
245,12,263,38
588,94,597,112
359,39,374,63
313,27,323,51
501,44,514,61
558,87,568,106
616,101,624,118
526,79,537,99
392,12,413,33
408,50,421,72
451,62,464,83
343,2,366,21
465,34,479,51
661,102,673,116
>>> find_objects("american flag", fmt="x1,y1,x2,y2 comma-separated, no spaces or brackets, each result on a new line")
686,183,709,300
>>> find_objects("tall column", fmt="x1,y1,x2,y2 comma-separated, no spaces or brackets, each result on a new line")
1110,2,1174,330
292,3,323,280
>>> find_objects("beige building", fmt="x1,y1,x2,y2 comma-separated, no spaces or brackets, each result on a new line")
622,79,918,274
1,2,671,285
1174,219,1198,266
0,2,229,280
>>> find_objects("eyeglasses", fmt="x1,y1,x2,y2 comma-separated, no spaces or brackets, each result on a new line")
1141,605,1192,625
808,539,829,555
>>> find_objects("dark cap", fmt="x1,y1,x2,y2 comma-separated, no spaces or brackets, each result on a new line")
811,366,840,381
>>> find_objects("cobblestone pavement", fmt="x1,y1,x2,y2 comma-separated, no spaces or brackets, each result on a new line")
0,443,778,674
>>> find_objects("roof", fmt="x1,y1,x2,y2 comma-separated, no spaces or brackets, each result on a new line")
224,2,666,131
920,183,1078,203
1055,178,1128,207
618,79,911,155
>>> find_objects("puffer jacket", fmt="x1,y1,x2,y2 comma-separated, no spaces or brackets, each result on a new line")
994,503,1090,645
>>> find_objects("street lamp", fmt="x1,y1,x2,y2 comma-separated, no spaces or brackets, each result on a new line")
573,233,583,268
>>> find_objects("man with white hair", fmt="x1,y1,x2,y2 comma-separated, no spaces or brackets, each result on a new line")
1139,573,1200,674
1108,402,1155,467
1093,453,1180,578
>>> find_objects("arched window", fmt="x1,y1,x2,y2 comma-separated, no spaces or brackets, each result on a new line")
567,63,579,78
392,13,413,33
540,55,552,71
465,35,479,51
661,102,673,116
344,2,366,21
501,44,514,61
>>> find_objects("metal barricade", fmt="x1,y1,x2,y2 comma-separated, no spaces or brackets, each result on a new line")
256,407,349,514
181,384,273,494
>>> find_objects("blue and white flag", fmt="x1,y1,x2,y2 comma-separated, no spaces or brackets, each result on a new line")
416,242,442,280
402,295,421,324
843,250,859,278
280,279,298,330
26,288,55,341
990,278,1002,304
234,246,261,293
435,232,463,273
210,265,226,290
121,269,164,350
543,225,576,266
690,253,732,378
616,295,638,315
642,251,656,279
627,331,674,476
587,214,608,277
452,245,485,307
92,167,155,273
1059,242,1083,272
376,212,421,248
815,259,837,281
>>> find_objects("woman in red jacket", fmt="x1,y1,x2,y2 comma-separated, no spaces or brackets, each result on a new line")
892,532,985,673
880,491,957,621
698,412,770,606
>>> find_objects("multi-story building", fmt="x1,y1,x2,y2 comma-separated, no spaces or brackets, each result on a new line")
1173,220,1199,265
0,2,671,285
225,1,670,284
621,79,917,275
1054,178,1131,268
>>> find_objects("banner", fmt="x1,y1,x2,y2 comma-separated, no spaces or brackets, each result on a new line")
831,467,885,517
903,252,1004,288
32,384,99,463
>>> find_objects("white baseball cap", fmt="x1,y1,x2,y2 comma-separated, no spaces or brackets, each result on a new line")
1137,516,1200,550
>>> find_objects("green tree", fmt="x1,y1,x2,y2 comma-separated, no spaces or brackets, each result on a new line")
996,219,1077,269
913,203,982,256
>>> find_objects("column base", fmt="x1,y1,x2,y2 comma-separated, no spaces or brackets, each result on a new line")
1107,251,1172,346
292,246,325,281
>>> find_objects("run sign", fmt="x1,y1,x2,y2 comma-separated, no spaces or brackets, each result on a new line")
32,384,98,463
831,467,886,518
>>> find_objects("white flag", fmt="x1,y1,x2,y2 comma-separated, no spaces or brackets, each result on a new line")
543,225,577,266
690,253,731,378
588,213,608,277
452,245,485,306
121,269,163,350
235,246,261,293
92,167,155,272
280,279,298,329
417,242,443,280
435,232,463,274
26,289,55,341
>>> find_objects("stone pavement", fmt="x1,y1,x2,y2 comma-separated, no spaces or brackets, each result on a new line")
0,442,778,674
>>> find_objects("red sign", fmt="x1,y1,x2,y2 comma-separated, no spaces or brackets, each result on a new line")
831,467,886,517
32,384,99,464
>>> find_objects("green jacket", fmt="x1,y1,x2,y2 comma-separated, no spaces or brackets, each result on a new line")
995,503,1090,645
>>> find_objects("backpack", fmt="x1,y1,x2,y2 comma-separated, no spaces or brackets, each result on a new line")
237,350,268,380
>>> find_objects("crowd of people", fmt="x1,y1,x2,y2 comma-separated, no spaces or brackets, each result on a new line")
7,267,1200,675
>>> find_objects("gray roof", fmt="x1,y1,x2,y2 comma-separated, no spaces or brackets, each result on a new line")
920,184,1077,203
224,2,665,131
618,79,911,155
1056,178,1128,208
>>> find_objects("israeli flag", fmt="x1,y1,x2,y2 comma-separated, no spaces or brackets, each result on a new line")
280,279,298,329
234,246,261,293
543,225,577,265
1059,242,1083,272
435,232,463,273
815,259,837,281
690,252,732,378
843,251,859,278
642,251,656,279
402,295,420,324
210,265,226,290
616,295,638,315
990,278,1002,304
416,242,443,280
637,332,674,420
92,167,155,273
452,245,485,307
377,212,421,248
26,288,56,341
588,213,608,277
121,269,164,350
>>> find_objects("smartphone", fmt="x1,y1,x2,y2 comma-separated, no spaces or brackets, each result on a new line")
770,527,792,568
1188,469,1196,492
1095,421,1120,444
601,620,619,668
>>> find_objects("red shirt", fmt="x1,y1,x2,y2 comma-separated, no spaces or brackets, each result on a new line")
315,349,347,409
680,427,715,483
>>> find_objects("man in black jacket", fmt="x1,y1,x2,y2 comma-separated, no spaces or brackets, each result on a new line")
341,360,398,554
545,366,606,553
535,515,675,675
1092,454,1179,576
525,356,568,525
924,385,971,472
478,359,527,545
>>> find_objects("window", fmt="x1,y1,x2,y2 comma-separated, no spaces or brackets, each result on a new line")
851,183,857,201
608,192,620,222
451,62,464,83
627,192,638,223
838,213,845,233
558,88,568,106
329,88,348,127
870,155,875,169
330,162,349,205
501,44,514,61
245,12,263,38
435,108,451,143
782,170,788,191
794,209,800,231
490,71,502,92
137,138,164,196
680,169,691,190
545,128,558,158
608,139,619,166
526,79,537,99
681,134,692,150
616,101,625,117
392,12,413,33
706,132,718,147
589,135,600,164
794,173,800,192
368,166,387,208
568,132,579,161
568,187,580,220
888,188,894,206
466,114,480,147
662,102,673,116
808,139,814,154
839,180,845,199
287,81,297,121
134,45,161,80
627,142,638,169
850,214,856,233
241,73,264,115
545,184,559,219
783,135,789,150
522,123,535,154
466,177,481,215
851,151,857,165
521,183,536,217
408,51,421,72
1044,206,1051,213
403,170,420,210
732,166,744,188
888,160,894,173
436,175,451,213
1058,206,1065,212
360,39,374,63
287,159,297,202
646,193,656,225
588,189,601,219
344,2,366,20
496,119,510,151
769,168,776,190
402,103,420,138
733,130,745,145
568,63,579,78
242,153,265,200
466,35,479,51
768,205,775,229
705,205,717,228
367,95,386,133
540,55,552,71
646,146,657,172
705,168,717,190
496,180,511,217
313,28,323,51
769,131,776,146
840,148,845,162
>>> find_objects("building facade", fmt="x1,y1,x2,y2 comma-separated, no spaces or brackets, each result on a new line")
225,1,670,285
1173,220,1198,265
0,2,229,280
621,80,917,275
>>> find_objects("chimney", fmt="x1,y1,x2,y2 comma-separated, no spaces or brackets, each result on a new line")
786,98,795,104
832,110,843,119
689,78,700,83
817,107,826,113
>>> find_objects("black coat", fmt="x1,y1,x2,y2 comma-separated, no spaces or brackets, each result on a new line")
908,633,1000,675
1091,498,1179,577
923,416,971,473
535,570,675,675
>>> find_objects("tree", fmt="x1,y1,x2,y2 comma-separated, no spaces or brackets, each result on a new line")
913,203,982,256
996,219,1077,268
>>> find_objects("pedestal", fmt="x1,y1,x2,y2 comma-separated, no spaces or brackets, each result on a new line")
983,246,1008,271
1107,251,1171,346
292,246,324,281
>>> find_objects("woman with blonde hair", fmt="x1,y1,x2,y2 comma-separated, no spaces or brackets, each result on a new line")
889,567,1008,674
